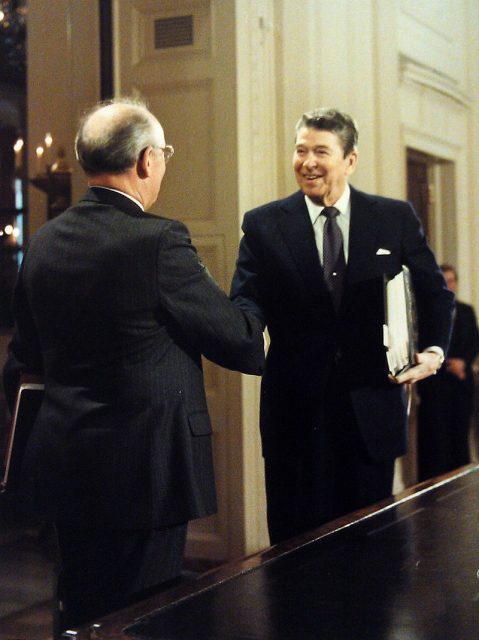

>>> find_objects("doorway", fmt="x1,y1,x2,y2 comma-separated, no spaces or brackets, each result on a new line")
406,148,456,263
400,148,457,490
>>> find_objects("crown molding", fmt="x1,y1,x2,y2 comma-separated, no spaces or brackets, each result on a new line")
400,59,471,107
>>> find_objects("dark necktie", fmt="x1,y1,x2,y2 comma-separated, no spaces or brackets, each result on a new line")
322,206,346,312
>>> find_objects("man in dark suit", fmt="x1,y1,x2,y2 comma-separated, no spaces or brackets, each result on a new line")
417,264,479,481
230,108,454,544
3,98,264,633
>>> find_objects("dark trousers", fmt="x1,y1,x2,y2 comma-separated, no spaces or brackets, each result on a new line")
53,522,187,636
264,379,395,545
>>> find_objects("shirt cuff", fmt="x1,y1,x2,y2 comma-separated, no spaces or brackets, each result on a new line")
424,346,445,364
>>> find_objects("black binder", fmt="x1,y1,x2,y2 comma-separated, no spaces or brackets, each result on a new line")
383,266,418,378
1,379,44,493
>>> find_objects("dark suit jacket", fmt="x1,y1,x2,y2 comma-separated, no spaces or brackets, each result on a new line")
4,188,264,528
231,186,454,462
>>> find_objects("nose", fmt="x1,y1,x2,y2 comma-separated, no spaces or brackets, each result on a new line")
302,151,318,168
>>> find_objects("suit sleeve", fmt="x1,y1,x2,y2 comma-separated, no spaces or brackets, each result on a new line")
230,213,267,328
452,303,479,365
155,220,264,375
400,204,455,354
463,305,479,364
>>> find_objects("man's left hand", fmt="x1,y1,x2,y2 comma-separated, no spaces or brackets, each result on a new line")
392,351,443,385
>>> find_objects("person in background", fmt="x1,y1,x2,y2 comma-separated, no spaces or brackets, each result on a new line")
417,264,479,481
230,107,454,544
3,97,264,634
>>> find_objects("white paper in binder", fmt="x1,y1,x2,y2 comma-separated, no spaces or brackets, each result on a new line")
383,266,417,378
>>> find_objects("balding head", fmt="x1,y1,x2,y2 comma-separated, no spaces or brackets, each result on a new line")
75,98,165,176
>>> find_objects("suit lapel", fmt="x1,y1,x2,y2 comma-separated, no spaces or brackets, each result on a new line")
277,191,325,294
276,188,381,292
346,186,380,284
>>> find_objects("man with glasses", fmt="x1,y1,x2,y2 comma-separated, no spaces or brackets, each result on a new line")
4,98,264,634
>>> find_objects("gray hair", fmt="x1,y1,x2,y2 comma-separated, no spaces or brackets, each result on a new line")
295,108,358,157
75,97,162,175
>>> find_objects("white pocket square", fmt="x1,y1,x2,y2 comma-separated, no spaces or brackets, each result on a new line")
376,248,391,255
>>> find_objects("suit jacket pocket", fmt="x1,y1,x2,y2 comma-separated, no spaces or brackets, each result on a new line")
188,411,212,436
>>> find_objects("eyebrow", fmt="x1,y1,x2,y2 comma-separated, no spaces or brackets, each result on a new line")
295,143,331,151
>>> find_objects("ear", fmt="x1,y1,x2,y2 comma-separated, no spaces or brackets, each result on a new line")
346,149,358,175
137,146,154,179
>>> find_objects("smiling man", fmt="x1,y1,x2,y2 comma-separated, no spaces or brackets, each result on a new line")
230,107,454,544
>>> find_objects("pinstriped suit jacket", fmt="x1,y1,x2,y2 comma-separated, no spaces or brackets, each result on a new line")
5,188,264,528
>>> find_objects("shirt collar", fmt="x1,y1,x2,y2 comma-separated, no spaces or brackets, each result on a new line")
305,183,351,225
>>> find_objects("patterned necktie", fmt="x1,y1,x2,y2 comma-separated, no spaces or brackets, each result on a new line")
322,206,346,312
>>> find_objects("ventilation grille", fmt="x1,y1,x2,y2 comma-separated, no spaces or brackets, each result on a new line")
154,15,194,49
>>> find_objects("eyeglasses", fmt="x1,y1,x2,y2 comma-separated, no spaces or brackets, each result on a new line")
157,144,174,164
